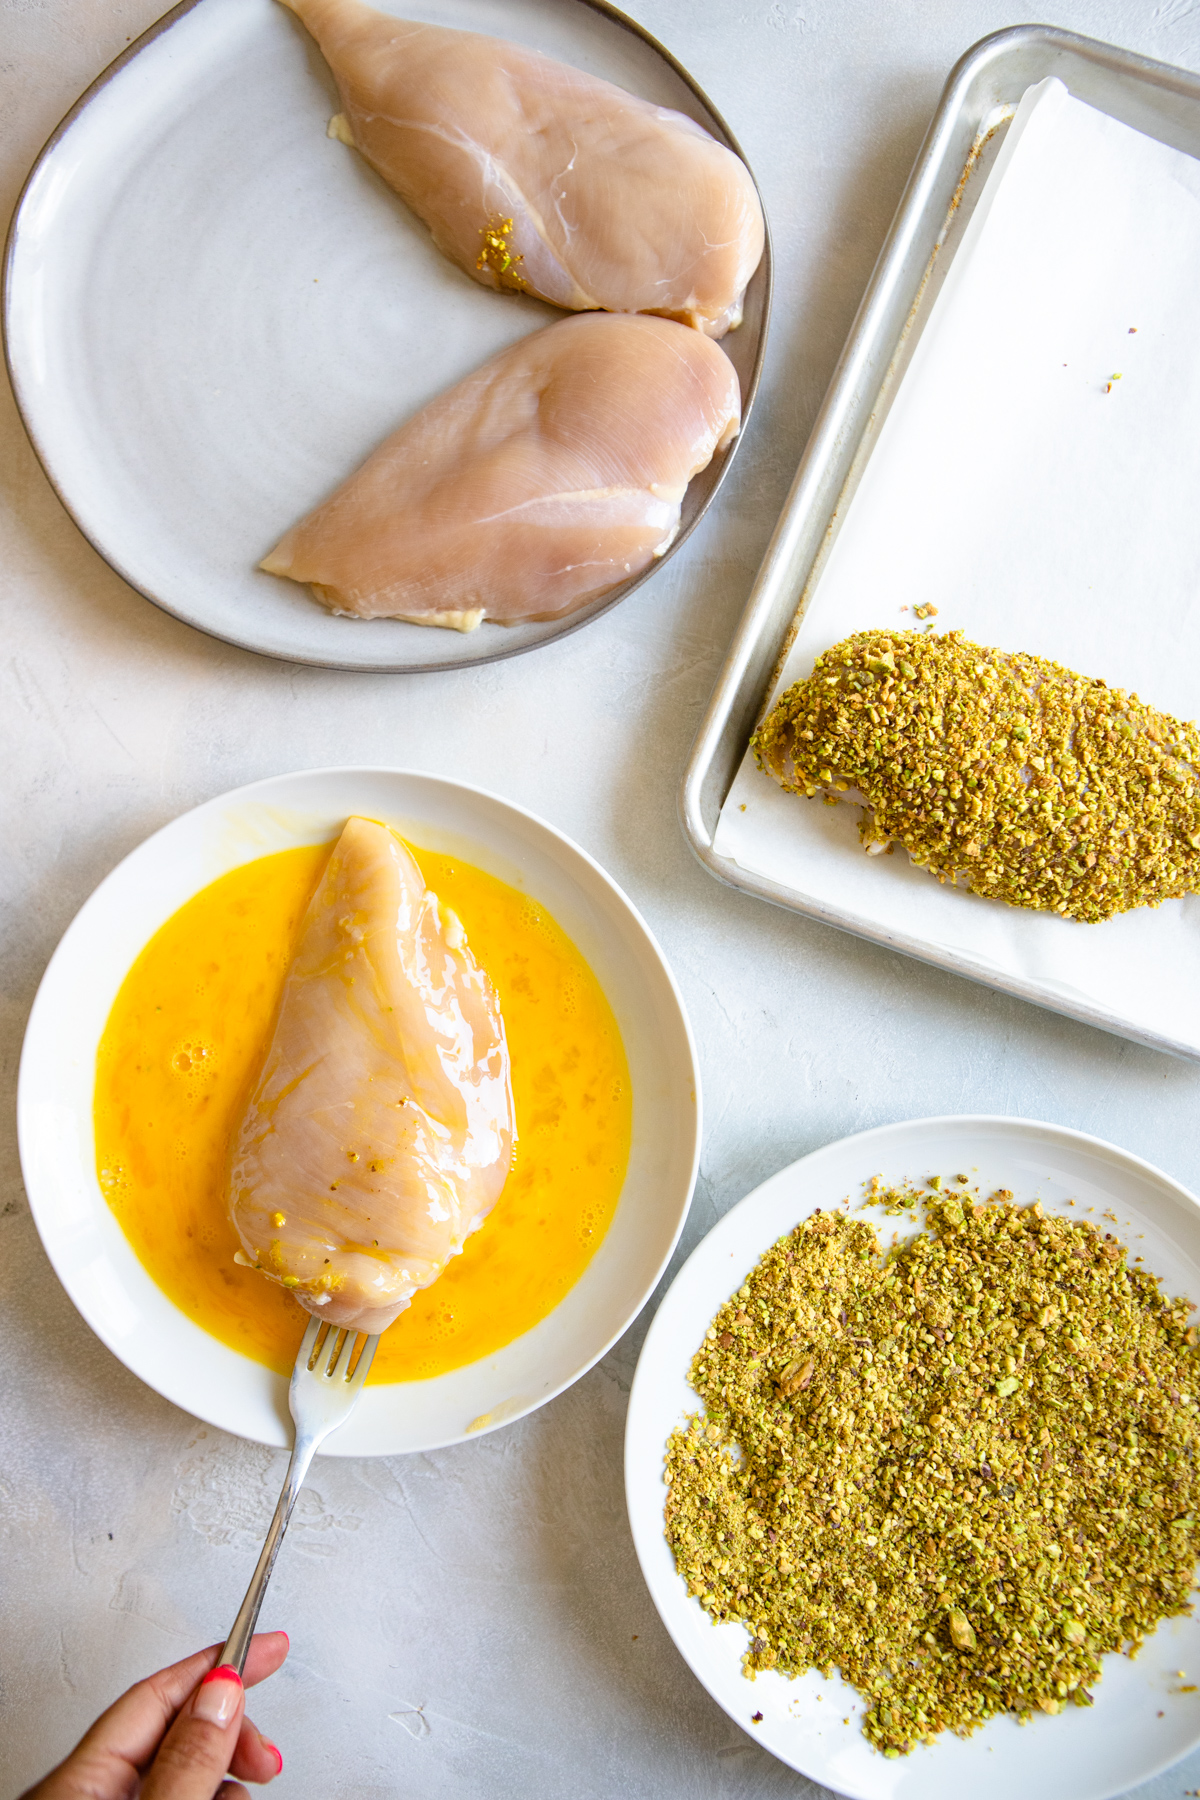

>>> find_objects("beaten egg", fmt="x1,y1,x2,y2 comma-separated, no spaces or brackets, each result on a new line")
95,840,631,1381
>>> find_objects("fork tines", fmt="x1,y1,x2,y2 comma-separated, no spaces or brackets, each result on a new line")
302,1316,372,1381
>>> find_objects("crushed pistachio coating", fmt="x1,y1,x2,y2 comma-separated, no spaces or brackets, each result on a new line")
664,1194,1200,1755
476,215,525,284
751,630,1200,922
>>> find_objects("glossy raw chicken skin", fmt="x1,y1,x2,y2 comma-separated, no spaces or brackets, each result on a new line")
261,312,740,626
226,818,515,1333
280,0,764,337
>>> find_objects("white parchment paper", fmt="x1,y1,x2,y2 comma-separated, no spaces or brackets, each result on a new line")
714,76,1200,1054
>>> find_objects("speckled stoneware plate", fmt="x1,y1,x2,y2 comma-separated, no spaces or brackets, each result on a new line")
2,0,769,672
17,768,701,1455
625,1116,1200,1800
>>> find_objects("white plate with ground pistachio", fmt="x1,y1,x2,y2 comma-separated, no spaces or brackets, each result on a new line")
625,1116,1200,1799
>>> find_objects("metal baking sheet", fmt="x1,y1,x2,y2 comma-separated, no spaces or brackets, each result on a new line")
2,0,770,674
680,24,1200,1062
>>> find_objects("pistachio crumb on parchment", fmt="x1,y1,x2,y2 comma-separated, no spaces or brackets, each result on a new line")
664,1190,1200,1756
751,630,1200,922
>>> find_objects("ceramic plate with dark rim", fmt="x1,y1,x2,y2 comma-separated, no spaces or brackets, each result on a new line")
625,1116,1200,1800
2,0,770,672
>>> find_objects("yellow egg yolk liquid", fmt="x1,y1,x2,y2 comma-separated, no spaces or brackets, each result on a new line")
94,841,631,1381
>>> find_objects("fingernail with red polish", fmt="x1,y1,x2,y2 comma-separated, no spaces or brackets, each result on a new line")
193,1665,243,1728
262,1739,284,1775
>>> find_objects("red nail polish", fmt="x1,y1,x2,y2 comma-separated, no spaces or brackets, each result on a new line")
194,1665,243,1727
270,1744,284,1775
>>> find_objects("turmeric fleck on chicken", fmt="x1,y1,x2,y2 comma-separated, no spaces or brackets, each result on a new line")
664,1195,1200,1756
751,630,1200,922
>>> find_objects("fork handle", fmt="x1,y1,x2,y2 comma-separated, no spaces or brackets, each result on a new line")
217,1429,321,1678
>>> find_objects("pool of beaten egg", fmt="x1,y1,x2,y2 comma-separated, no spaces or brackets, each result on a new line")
94,839,632,1380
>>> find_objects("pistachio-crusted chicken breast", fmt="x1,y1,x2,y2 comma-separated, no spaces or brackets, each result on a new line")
279,0,764,337
226,816,515,1333
261,312,740,627
753,630,1200,923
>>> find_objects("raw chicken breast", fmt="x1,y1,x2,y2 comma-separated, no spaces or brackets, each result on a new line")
227,817,515,1334
280,0,764,337
261,312,740,627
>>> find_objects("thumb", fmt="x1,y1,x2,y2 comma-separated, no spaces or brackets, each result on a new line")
140,1665,246,1800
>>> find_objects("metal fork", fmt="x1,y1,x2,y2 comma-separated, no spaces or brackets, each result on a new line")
218,1316,379,1675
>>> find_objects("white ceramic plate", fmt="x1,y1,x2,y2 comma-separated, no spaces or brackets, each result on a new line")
625,1116,1200,1800
2,0,770,672
17,768,701,1455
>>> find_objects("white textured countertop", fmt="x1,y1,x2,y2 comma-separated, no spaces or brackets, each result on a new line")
5,3,1200,1796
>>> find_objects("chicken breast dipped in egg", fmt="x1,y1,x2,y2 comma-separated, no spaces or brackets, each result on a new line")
226,816,515,1334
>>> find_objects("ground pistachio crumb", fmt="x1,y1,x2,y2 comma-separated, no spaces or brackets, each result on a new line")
663,1193,1200,1755
750,629,1200,923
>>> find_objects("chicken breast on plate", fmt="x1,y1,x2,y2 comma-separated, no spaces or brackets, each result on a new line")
280,0,764,338
261,312,740,627
227,816,515,1334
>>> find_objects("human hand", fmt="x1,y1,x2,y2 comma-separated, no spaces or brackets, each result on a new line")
22,1630,289,1800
